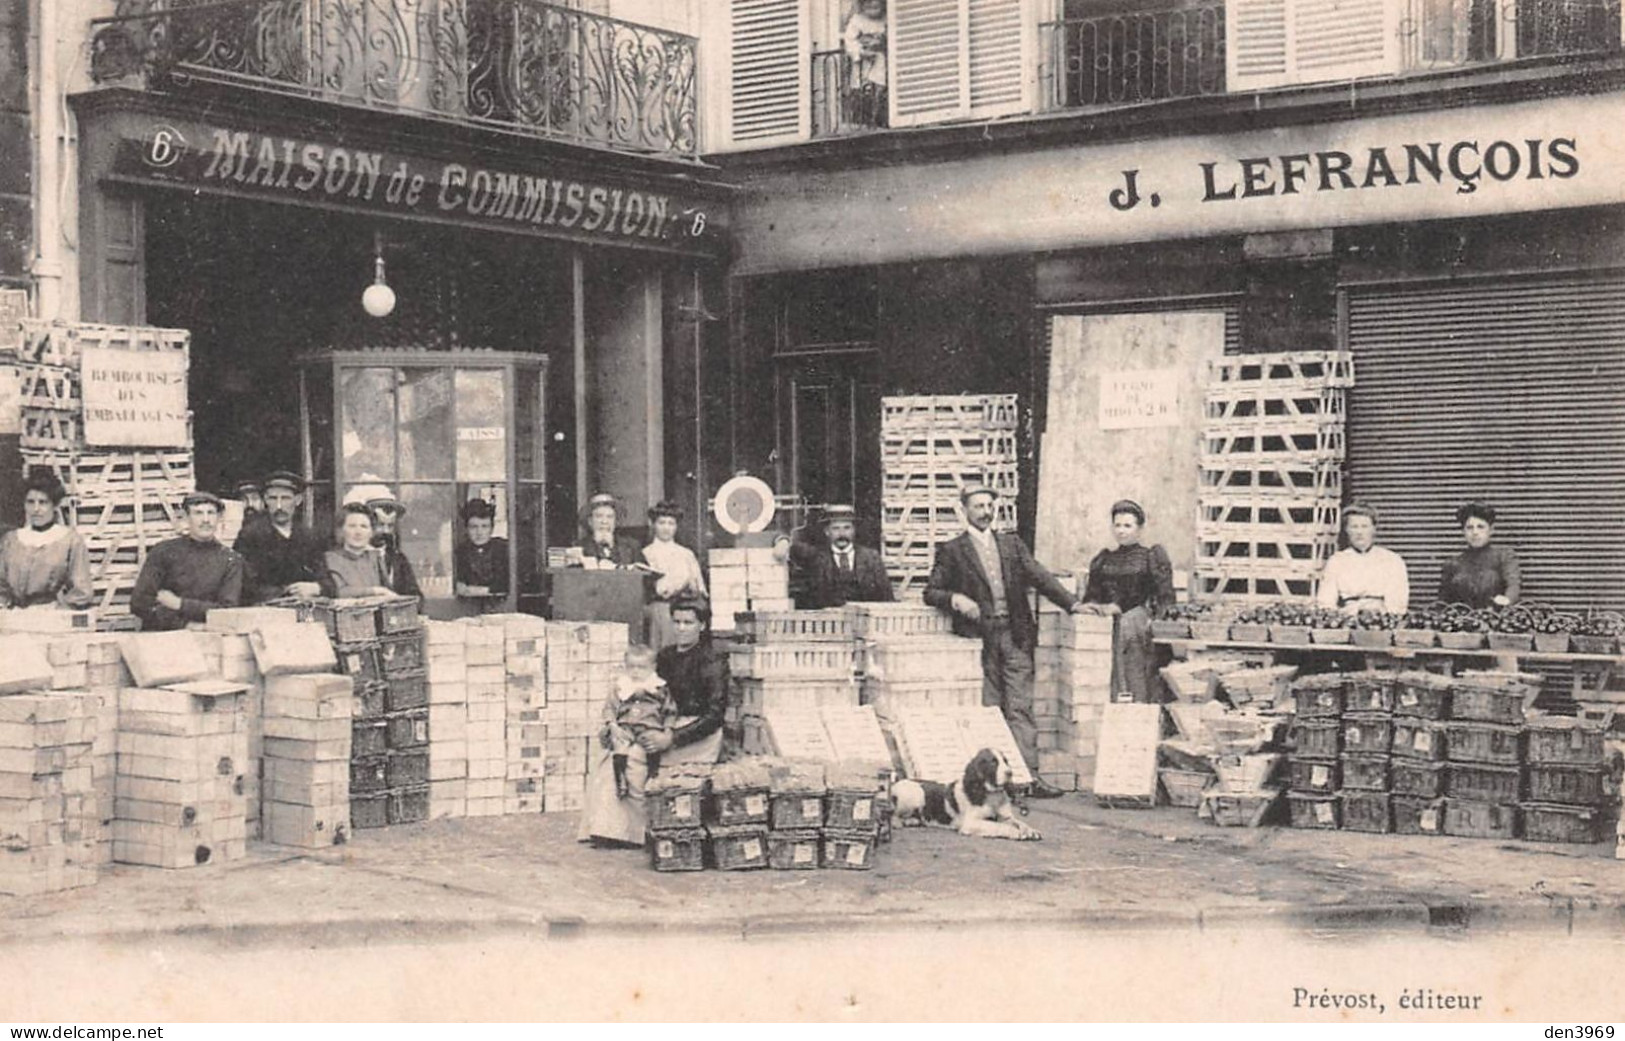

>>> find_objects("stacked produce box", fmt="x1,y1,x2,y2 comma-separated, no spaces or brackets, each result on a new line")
198,606,283,840
15,320,197,617
706,548,791,633
0,691,101,895
260,674,353,848
424,620,469,819
464,619,507,817
1033,606,1113,792
493,614,548,815
731,621,859,756
542,621,627,813
1195,351,1351,602
1286,672,1396,832
1523,713,1615,845
880,394,1019,599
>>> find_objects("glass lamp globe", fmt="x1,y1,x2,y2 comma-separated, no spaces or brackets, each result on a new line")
362,281,396,318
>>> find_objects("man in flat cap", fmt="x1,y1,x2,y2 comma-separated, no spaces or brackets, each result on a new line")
233,479,264,521
925,485,1086,799
235,470,333,604
792,505,893,609
131,491,245,631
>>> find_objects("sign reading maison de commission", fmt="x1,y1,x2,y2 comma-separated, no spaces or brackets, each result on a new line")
113,117,725,255
730,92,1625,272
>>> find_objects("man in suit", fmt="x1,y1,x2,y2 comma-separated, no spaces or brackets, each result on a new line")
792,505,894,609
234,470,332,604
924,486,1086,799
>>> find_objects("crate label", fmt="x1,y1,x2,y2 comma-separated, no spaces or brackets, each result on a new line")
801,798,820,820
741,838,761,860
673,794,692,819
1366,693,1382,710
1419,809,1438,831
852,798,872,822
1413,731,1432,752
344,656,360,674
1311,764,1330,787
1346,726,1361,745
793,843,814,864
1314,802,1333,824
845,842,867,866
745,794,765,816
1401,692,1418,706
657,839,674,859
413,720,429,743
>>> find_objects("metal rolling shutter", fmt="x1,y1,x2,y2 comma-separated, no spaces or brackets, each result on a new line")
1344,273,1625,613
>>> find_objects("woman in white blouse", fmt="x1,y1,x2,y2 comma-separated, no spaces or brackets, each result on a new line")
641,500,707,652
1317,503,1410,614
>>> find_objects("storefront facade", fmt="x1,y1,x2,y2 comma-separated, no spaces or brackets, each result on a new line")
63,0,733,616
714,45,1625,613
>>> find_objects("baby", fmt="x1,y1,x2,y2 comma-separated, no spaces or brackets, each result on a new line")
601,644,676,799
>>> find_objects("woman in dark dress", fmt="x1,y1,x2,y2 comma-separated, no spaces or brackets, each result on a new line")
1438,501,1521,608
1080,500,1176,703
454,498,510,603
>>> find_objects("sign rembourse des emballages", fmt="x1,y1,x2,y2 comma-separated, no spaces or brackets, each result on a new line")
117,118,723,253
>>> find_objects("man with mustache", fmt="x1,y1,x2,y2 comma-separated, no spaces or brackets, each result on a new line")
234,470,332,604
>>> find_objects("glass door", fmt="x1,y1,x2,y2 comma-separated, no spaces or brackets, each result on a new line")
307,350,547,619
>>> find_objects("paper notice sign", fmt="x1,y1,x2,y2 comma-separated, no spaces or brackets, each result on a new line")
793,843,813,864
1311,764,1330,787
1315,802,1333,823
657,840,674,858
801,798,820,820
741,839,761,860
1401,692,1418,707
1415,731,1432,752
1346,726,1362,745
673,794,693,819
745,794,765,816
852,798,872,821
1420,809,1438,831
845,843,867,866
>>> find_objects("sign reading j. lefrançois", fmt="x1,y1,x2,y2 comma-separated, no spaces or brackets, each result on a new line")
117,118,724,254
80,347,189,448
1099,369,1180,430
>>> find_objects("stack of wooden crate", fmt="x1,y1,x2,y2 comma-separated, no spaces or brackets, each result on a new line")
880,394,1020,599
1194,352,1352,602
113,683,249,868
541,621,626,814
464,619,507,817
491,614,548,815
424,619,469,819
260,673,353,848
0,691,101,895
730,625,859,756
16,320,196,617
1033,607,1114,792
197,606,281,838
706,548,791,633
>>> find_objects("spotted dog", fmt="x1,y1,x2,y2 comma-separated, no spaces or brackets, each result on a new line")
890,748,1041,841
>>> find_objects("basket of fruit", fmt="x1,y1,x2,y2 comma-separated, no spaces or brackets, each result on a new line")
1485,604,1537,652
1571,611,1624,656
1228,604,1272,644
1394,608,1437,648
1307,607,1353,645
1432,603,1489,650
1349,610,1401,648
1153,602,1207,641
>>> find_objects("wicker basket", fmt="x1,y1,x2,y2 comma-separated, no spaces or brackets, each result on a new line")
387,786,429,825
385,711,428,751
707,825,769,870
769,792,827,831
766,830,823,870
1291,675,1346,719
1391,795,1446,836
1532,632,1571,654
1270,625,1311,647
1286,757,1339,795
1229,623,1269,643
314,600,379,644
1449,681,1531,725
1391,719,1448,762
350,755,389,793
1151,620,1192,640
1309,627,1352,645
1520,803,1605,844
821,829,877,870
825,788,882,832
386,751,430,788
1524,717,1610,766
1340,754,1390,792
351,720,388,758
646,782,707,830
377,597,421,634
1344,672,1396,714
379,632,427,677
336,643,384,685
1393,628,1437,648
1394,673,1452,720
1390,759,1446,798
711,786,771,827
1159,768,1212,808
1341,714,1394,756
1571,635,1618,656
1199,788,1280,827
1339,791,1391,833
1441,800,1519,840
1437,631,1487,651
1287,792,1340,830
648,828,706,872
1190,621,1232,643
1351,629,1394,649
1526,765,1607,806
1445,763,1522,803
1444,722,1521,765
1487,632,1534,652
354,681,388,720
1290,720,1341,759
385,670,428,712
350,792,388,829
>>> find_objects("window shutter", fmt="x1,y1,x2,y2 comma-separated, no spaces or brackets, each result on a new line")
967,0,1028,116
727,0,809,146
1227,0,1402,91
889,0,971,126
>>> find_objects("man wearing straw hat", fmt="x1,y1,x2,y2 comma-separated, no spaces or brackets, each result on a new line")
925,485,1086,799
792,504,893,609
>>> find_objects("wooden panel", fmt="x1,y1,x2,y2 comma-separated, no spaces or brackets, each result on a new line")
1036,311,1227,577
728,0,809,144
890,0,969,125
1344,273,1625,612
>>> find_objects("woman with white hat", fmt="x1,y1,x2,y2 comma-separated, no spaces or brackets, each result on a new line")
343,477,421,598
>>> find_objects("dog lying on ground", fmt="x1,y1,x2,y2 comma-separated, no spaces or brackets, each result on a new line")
890,748,1041,841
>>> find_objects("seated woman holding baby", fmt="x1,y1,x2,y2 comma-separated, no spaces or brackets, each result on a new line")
577,597,727,847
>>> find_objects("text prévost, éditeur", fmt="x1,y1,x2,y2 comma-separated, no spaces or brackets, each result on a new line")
1292,986,1484,1015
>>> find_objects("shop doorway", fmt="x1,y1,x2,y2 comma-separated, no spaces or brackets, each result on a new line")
774,349,883,543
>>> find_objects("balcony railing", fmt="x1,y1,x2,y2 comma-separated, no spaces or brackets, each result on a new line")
89,0,699,160
1401,0,1622,70
811,50,887,138
1040,3,1226,111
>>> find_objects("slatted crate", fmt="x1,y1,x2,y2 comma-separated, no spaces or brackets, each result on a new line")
22,451,196,503
1190,570,1319,601
881,430,1018,465
734,609,855,643
1207,351,1355,391
19,365,80,412
1197,533,1337,568
849,602,954,639
21,410,82,453
881,394,1018,432
1200,426,1345,464
1204,386,1346,426
882,465,1019,498
16,319,191,367
72,498,186,543
1198,498,1341,529
1199,460,1343,498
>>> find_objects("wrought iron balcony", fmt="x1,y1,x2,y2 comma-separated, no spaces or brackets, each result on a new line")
1040,3,1226,111
89,0,699,160
811,50,888,138
1401,0,1622,70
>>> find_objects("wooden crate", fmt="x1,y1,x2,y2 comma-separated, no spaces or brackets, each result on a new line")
1207,351,1355,391
16,319,191,367
1199,426,1346,464
19,365,80,412
880,430,1018,465
1204,386,1345,426
880,394,1019,432
883,465,1019,498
